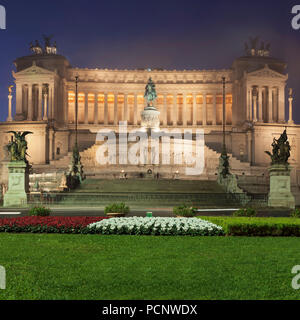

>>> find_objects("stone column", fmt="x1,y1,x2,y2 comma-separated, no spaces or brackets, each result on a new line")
278,87,285,123
246,87,251,121
7,93,13,122
38,84,43,121
258,86,263,122
94,93,98,125
248,88,252,121
173,94,177,126
49,84,54,120
84,92,89,124
49,130,54,161
183,93,187,126
63,83,68,123
247,131,252,164
104,93,108,125
202,93,207,125
114,93,118,126
124,94,128,123
253,87,258,122
15,83,23,120
212,93,217,125
43,91,48,121
268,86,273,123
27,84,33,121
133,94,138,125
162,94,167,126
192,94,197,126
288,89,294,124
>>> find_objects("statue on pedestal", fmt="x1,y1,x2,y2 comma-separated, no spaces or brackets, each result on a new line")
4,131,33,207
266,129,295,209
6,131,33,164
144,78,157,108
141,78,160,131
265,129,291,166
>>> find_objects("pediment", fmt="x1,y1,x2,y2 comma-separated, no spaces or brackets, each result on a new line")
247,65,287,80
14,64,55,77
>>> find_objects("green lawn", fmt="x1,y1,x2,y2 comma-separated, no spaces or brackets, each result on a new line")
0,233,300,300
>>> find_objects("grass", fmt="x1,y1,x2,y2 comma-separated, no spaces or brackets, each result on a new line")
0,233,300,300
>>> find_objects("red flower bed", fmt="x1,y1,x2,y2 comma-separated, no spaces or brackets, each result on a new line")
0,216,107,234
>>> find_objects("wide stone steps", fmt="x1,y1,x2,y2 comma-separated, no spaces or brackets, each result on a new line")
49,143,251,177
38,192,245,208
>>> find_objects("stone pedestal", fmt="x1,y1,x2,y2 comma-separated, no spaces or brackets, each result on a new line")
268,164,295,209
141,106,160,131
3,161,29,207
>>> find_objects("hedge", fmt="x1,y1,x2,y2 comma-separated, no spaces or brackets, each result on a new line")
199,216,300,237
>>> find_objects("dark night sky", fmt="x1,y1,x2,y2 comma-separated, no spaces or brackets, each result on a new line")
0,0,300,123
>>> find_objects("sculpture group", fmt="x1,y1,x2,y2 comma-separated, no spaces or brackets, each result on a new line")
30,35,57,55
265,129,291,166
244,37,271,57
6,131,33,163
3,131,32,207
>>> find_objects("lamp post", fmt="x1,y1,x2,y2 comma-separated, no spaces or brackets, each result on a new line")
67,75,85,188
222,77,227,154
75,76,79,147
219,76,230,179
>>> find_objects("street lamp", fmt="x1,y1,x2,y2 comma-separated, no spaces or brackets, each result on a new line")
219,76,230,178
222,77,226,154
75,75,79,147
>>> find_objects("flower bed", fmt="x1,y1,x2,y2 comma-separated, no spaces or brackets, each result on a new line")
0,216,107,234
88,217,224,236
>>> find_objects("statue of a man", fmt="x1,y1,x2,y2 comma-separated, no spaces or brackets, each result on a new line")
144,78,157,106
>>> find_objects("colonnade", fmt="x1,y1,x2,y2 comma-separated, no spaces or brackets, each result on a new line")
246,85,285,123
14,82,54,121
68,91,233,126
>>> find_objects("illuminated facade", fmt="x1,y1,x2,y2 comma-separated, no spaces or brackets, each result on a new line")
0,43,300,203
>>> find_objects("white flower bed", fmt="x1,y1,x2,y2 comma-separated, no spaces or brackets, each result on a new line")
88,217,224,236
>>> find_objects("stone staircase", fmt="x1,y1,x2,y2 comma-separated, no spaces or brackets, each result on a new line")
49,179,249,208
48,143,251,178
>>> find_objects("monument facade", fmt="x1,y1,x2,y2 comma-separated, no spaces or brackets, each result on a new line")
0,37,300,204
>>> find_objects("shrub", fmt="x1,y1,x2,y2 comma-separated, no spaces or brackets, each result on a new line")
104,203,130,215
28,206,51,217
199,216,300,237
173,205,197,217
290,208,300,218
233,208,257,217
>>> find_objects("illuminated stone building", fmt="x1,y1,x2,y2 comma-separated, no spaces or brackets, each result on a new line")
0,39,299,203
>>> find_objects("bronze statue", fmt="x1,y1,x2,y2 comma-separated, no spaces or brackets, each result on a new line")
249,36,259,51
144,78,157,107
6,131,33,163
42,34,54,48
265,129,291,165
244,42,250,55
8,85,13,95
